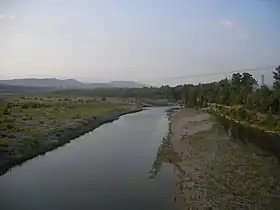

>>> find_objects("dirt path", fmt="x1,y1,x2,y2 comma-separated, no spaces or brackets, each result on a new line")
159,109,280,209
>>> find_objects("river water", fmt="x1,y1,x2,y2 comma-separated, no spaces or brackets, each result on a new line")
0,107,178,210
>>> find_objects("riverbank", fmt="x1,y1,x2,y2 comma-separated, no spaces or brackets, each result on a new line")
205,103,280,157
0,96,143,175
163,108,280,209
206,103,280,135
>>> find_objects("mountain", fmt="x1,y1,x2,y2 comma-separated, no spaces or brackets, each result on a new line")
109,81,147,88
0,84,57,99
0,78,84,88
0,78,147,89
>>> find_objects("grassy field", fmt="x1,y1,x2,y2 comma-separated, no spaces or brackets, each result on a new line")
0,94,171,147
0,96,128,161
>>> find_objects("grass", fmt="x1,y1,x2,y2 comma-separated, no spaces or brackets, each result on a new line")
0,96,126,150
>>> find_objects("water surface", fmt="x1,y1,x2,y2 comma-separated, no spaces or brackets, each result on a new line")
0,107,178,210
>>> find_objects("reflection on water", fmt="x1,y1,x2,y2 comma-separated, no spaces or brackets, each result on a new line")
149,137,182,179
149,122,188,207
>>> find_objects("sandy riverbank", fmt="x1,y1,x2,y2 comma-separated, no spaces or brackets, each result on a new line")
0,107,142,176
164,108,280,209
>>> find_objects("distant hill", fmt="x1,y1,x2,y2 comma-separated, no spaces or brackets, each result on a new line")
0,78,147,89
0,84,57,99
109,81,147,88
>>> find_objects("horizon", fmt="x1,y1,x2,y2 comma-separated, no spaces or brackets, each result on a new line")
0,0,279,86
0,68,275,88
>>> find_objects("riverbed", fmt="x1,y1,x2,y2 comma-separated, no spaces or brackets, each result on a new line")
2,107,280,210
0,107,179,210
167,109,280,209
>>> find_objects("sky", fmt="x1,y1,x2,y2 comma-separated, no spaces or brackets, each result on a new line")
0,0,279,85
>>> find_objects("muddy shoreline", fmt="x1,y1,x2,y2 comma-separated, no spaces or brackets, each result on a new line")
165,108,280,209
0,107,143,176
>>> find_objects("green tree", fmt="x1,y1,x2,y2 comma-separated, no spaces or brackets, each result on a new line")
187,88,197,108
257,85,272,112
240,73,257,104
230,73,242,104
217,78,230,105
269,94,280,114
273,65,280,89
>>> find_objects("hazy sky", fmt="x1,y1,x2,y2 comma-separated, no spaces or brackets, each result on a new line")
0,0,279,85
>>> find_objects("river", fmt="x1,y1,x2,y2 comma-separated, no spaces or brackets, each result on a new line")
0,107,179,210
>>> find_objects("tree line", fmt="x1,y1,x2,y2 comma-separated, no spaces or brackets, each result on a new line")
172,65,280,115
53,66,280,115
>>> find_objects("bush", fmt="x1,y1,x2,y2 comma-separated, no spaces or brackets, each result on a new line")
1,131,15,138
6,124,13,130
32,103,38,108
236,108,247,121
21,103,29,109
73,114,81,119
22,115,32,121
3,106,9,115
262,114,278,129
0,139,9,147
30,138,39,146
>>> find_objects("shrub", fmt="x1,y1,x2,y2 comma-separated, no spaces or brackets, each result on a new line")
6,124,13,130
0,139,9,152
277,121,280,130
30,138,39,146
2,131,15,138
6,103,13,108
3,106,9,115
0,139,9,147
73,114,81,119
31,102,42,108
21,103,29,109
262,114,278,129
22,115,31,121
236,107,247,121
